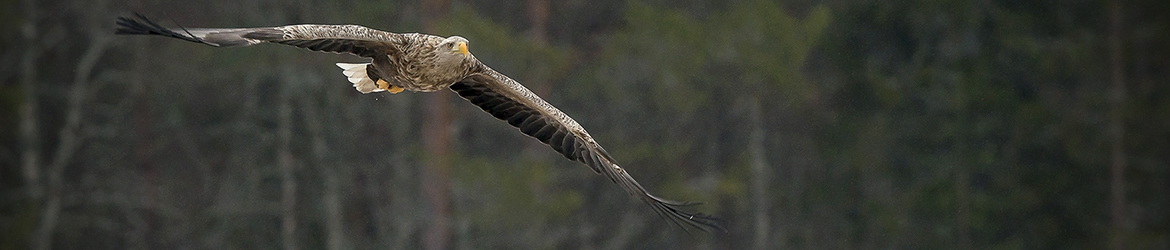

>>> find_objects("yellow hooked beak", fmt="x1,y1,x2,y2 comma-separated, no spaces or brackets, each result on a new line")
455,41,468,57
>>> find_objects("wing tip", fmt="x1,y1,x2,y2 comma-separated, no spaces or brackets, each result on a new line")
648,194,727,234
115,12,218,46
448,73,726,234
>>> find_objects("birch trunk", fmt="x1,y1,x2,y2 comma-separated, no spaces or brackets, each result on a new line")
749,96,772,250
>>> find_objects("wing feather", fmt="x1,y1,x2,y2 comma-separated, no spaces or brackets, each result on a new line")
116,13,400,58
450,62,723,232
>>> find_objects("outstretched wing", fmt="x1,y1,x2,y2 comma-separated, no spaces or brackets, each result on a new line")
116,13,401,58
450,61,723,232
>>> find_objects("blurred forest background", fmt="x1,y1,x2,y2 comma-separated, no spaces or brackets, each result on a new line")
2,0,1168,249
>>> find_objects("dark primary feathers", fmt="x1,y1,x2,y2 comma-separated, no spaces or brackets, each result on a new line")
451,68,723,232
116,13,403,57
117,13,723,233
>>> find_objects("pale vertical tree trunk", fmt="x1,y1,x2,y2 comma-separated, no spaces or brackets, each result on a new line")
278,69,299,250
420,0,452,248
18,0,42,203
749,96,771,250
1108,0,1127,249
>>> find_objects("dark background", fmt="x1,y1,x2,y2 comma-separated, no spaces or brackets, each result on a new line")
2,0,1167,249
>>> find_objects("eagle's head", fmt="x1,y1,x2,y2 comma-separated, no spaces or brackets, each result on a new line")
437,36,470,63
439,36,469,57
435,36,472,79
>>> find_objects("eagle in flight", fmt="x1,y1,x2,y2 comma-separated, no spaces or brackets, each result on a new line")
116,14,721,232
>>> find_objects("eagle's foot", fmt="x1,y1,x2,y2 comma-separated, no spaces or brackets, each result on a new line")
376,79,405,94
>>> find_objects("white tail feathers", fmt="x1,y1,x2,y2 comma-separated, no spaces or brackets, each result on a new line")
336,63,384,93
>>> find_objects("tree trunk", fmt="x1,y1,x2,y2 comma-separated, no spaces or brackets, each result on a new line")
128,21,156,250
749,96,771,250
420,0,452,249
526,0,549,44
421,91,453,250
421,92,453,250
522,0,553,155
18,0,42,203
1108,0,1127,249
22,0,43,246
278,69,299,250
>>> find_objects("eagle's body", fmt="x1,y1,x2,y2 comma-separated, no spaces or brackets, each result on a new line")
184,24,472,92
116,14,720,232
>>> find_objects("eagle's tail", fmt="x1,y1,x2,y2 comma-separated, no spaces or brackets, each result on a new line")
336,63,384,94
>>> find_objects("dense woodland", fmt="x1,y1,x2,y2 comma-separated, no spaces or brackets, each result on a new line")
2,0,1168,249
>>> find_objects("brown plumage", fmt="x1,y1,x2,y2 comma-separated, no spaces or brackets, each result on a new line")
116,13,722,232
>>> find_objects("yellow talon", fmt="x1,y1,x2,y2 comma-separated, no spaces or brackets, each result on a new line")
376,79,390,90
376,79,405,94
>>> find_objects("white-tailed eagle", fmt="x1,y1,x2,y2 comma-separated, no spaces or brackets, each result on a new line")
116,13,721,232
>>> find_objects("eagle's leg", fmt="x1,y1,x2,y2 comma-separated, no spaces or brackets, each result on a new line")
367,64,405,94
